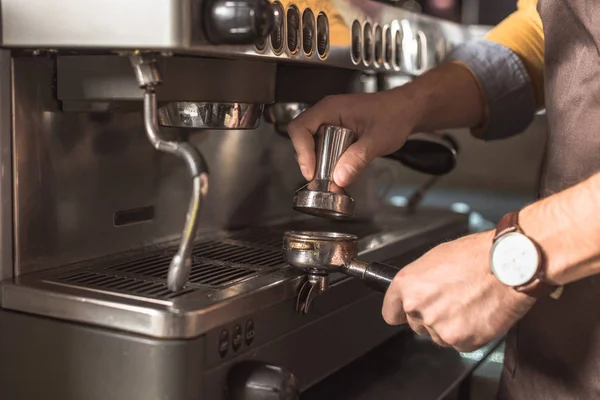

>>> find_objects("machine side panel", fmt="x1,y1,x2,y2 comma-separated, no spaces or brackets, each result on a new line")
0,310,205,400
0,50,12,282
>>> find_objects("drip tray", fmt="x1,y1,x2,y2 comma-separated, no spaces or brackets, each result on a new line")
2,209,469,338
42,219,384,302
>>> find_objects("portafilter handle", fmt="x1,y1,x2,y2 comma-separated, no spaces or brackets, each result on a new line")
345,260,400,293
385,133,459,176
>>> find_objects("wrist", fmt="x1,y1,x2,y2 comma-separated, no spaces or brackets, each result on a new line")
519,174,600,285
383,81,427,135
518,205,566,285
395,62,486,134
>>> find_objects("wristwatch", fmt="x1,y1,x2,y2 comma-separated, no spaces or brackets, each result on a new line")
490,211,562,299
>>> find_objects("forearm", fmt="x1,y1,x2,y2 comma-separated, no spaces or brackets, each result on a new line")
393,61,486,133
520,172,600,285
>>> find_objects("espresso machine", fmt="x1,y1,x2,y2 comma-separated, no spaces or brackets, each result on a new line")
0,1,489,399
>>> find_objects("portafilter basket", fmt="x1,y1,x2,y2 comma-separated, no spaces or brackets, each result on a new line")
283,230,400,293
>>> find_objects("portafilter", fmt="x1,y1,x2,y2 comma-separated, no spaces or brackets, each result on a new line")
283,231,400,294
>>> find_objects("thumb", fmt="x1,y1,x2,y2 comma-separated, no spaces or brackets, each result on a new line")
333,139,374,187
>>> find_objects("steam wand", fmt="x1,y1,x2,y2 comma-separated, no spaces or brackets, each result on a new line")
130,53,209,292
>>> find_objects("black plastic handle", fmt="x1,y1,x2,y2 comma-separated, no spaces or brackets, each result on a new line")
362,261,400,293
384,134,459,176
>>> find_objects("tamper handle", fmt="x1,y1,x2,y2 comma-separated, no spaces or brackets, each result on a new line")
345,260,400,293
314,125,356,181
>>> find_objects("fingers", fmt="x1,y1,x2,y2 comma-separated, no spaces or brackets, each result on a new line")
406,316,430,337
333,138,374,187
288,96,344,181
289,130,315,181
423,325,450,347
382,280,407,326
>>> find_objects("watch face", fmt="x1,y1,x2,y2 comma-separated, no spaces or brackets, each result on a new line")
491,232,540,287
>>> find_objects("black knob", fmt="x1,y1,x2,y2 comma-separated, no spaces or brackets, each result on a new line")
204,0,282,45
227,361,299,400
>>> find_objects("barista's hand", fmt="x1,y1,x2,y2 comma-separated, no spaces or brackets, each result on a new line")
287,91,420,187
382,231,536,352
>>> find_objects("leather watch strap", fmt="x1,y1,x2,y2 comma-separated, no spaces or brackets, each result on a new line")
494,211,520,240
494,211,560,298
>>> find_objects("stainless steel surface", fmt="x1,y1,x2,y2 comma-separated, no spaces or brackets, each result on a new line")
132,54,211,292
264,102,309,134
284,230,358,314
1,0,490,76
56,55,277,105
0,51,12,282
295,272,330,314
283,231,358,273
9,56,399,276
345,258,370,278
2,209,468,338
293,125,356,219
159,102,265,129
283,229,398,312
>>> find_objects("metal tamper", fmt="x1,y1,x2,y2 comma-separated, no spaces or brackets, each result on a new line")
292,125,356,219
292,125,459,219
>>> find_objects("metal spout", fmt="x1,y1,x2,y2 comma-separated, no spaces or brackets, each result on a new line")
130,53,209,292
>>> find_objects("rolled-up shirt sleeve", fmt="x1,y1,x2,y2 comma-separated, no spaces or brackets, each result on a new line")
445,0,544,141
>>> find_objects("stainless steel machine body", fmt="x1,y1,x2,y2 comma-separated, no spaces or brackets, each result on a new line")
0,1,491,399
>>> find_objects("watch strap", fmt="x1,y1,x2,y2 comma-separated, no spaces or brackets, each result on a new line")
494,211,561,299
494,211,520,240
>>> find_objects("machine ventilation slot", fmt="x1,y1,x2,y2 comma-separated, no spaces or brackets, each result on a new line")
415,30,427,70
287,5,300,54
374,25,383,66
302,8,315,56
270,1,284,53
113,205,154,227
351,20,361,63
317,12,329,59
384,26,392,66
394,28,403,68
363,22,373,65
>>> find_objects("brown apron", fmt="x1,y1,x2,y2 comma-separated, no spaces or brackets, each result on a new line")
497,0,600,398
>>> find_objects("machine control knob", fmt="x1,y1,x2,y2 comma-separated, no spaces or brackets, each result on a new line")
227,361,299,400
204,0,282,45
245,319,255,346
219,329,230,358
232,324,243,352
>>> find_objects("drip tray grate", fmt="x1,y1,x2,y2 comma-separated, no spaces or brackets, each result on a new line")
44,219,384,301
52,270,197,300
46,239,287,301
